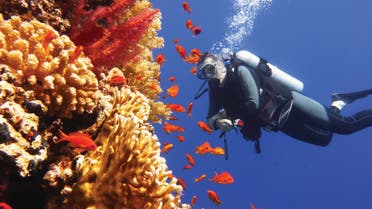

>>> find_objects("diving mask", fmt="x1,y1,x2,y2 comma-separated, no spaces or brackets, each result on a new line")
197,62,218,80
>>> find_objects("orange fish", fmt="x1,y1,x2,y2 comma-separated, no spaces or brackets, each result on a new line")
190,48,202,57
175,44,187,60
187,49,202,64
191,195,197,206
191,26,202,36
166,103,185,112
176,135,185,142
182,2,192,13
135,75,142,80
69,45,84,64
169,76,175,82
42,30,57,53
177,177,186,190
194,174,206,182
207,190,223,205
169,115,178,121
173,38,180,44
161,142,174,153
184,164,193,170
155,54,166,66
185,19,194,29
210,147,225,155
186,102,193,117
0,202,12,209
250,201,262,209
57,129,97,151
197,121,212,134
190,66,197,75
162,122,185,134
195,141,213,155
208,171,234,184
185,153,195,166
167,85,179,97
110,75,126,86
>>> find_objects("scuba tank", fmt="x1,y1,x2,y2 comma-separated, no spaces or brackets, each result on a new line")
233,50,304,98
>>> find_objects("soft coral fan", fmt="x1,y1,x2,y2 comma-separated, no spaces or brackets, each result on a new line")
70,0,162,74
68,88,188,209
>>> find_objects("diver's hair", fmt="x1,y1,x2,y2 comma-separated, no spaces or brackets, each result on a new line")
198,52,223,65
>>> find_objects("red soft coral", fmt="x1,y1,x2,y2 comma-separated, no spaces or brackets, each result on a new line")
69,0,159,75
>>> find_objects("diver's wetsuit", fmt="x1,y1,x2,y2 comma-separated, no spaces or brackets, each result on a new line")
207,63,372,146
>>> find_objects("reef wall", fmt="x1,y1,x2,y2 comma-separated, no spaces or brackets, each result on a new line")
0,0,186,208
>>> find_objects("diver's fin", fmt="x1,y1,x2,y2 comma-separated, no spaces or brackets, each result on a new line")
332,88,372,104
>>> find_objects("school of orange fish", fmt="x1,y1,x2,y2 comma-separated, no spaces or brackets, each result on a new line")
156,2,262,208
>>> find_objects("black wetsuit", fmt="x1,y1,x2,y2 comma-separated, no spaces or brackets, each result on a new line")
207,63,372,146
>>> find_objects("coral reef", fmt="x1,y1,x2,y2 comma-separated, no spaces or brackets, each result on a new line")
66,87,187,209
0,0,184,208
0,14,99,118
69,0,163,74
0,0,70,33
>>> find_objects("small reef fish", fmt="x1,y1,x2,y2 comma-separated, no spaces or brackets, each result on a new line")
155,54,166,66
110,75,126,86
250,201,261,209
191,26,202,36
165,103,185,112
169,115,178,121
197,121,212,134
185,153,195,166
207,190,223,205
195,141,213,155
184,164,193,170
208,171,234,184
167,84,179,97
177,177,187,190
185,19,194,29
210,147,225,155
69,45,84,64
191,195,197,206
173,38,180,44
57,129,97,151
161,142,174,153
162,122,185,134
42,30,57,53
176,135,185,142
186,102,193,117
190,66,197,75
0,202,12,209
182,2,192,13
169,76,175,82
194,174,206,182
175,44,187,60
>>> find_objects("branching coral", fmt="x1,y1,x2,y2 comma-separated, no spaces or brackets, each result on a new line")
0,14,99,118
67,88,188,209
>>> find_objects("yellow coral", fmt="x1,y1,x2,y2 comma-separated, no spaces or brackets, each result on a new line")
70,88,187,209
0,15,98,118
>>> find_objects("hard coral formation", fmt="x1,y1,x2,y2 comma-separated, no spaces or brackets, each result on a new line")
0,0,70,33
69,88,188,209
0,14,99,118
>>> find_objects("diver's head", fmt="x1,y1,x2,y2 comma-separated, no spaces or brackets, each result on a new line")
197,52,227,83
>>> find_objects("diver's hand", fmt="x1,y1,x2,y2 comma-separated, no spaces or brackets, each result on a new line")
216,118,233,132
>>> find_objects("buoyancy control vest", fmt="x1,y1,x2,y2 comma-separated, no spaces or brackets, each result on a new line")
231,50,304,130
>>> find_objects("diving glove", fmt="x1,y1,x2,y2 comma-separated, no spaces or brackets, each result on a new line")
216,118,233,132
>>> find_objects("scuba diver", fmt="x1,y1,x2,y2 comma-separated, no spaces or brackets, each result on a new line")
196,50,372,153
